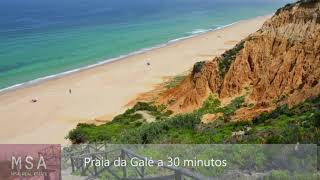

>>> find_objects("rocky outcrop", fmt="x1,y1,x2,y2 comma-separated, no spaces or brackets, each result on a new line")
201,113,223,124
159,0,320,118
159,60,221,113
220,0,320,106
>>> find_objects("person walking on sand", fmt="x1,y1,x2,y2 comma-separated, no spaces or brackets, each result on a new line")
69,89,72,94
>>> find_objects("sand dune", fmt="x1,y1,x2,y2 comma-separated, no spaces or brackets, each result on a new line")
0,15,270,144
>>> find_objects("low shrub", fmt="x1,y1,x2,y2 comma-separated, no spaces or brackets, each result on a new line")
218,41,245,77
165,75,186,89
192,61,205,75
198,94,221,114
67,94,320,145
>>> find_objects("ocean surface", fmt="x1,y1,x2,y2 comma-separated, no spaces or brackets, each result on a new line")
0,0,291,91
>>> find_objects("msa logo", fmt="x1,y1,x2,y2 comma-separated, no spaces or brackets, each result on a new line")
11,156,47,170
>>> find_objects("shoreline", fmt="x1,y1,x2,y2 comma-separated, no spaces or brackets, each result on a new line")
0,16,266,95
0,15,271,144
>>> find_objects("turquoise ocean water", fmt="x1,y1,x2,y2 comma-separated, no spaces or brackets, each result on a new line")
0,0,291,90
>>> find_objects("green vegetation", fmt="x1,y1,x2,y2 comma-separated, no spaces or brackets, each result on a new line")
66,94,244,144
67,94,320,145
192,61,205,75
194,95,320,144
66,102,172,144
275,0,318,15
117,95,246,144
265,170,319,180
118,112,202,144
221,96,245,118
199,94,245,115
275,2,296,15
165,75,186,89
218,41,245,78
198,94,221,114
236,96,320,144
66,96,319,179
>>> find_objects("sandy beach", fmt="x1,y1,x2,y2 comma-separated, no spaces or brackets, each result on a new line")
0,15,270,144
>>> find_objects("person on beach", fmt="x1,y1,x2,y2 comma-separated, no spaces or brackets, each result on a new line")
69,89,72,94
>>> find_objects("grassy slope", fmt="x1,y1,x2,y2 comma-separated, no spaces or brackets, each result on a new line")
67,94,319,144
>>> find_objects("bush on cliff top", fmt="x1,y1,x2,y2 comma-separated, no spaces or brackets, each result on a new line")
192,61,206,75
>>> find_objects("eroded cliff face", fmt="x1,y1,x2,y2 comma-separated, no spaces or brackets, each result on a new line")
159,60,221,113
159,0,320,119
221,0,320,105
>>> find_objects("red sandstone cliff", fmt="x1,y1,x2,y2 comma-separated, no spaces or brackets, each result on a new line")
159,0,320,119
